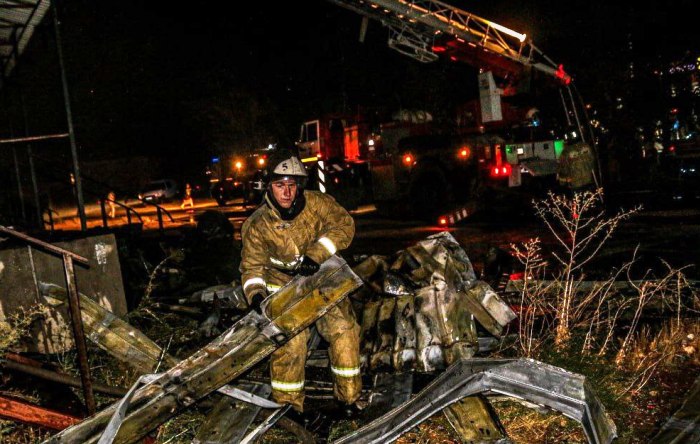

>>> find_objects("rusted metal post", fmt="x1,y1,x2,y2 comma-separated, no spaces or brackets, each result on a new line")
61,253,96,414
100,199,108,228
19,87,47,228
11,145,27,223
0,358,127,398
53,1,87,231
157,207,164,234
0,395,81,431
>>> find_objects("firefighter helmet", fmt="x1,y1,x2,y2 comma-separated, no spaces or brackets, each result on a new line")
267,148,308,185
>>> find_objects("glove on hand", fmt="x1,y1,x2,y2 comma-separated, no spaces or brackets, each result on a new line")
296,255,320,276
248,290,267,315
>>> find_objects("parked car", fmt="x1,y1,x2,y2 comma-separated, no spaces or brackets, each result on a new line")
138,179,179,203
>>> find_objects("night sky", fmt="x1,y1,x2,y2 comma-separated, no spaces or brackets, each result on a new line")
2,0,697,184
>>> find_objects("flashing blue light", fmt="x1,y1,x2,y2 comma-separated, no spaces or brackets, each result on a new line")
212,157,220,163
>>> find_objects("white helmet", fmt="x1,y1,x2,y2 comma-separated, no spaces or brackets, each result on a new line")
267,149,308,184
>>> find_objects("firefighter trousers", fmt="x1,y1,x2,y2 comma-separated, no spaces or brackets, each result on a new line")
269,298,361,412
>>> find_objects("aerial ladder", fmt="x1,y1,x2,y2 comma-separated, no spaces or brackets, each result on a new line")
327,0,599,181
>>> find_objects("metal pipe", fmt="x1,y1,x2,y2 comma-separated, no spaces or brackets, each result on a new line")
61,253,96,414
18,87,44,228
558,87,573,127
0,225,89,265
0,358,127,397
0,132,69,144
26,146,41,227
1,86,26,223
100,199,108,228
157,207,164,234
52,1,87,231
11,144,27,221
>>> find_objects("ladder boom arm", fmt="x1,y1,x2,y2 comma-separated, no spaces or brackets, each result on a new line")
329,0,571,83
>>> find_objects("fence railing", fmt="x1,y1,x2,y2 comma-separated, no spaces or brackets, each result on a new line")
0,225,96,414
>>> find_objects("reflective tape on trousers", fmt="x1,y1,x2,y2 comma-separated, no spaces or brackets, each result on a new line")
331,366,361,377
271,380,305,392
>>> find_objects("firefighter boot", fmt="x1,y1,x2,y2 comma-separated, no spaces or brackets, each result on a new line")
332,400,365,420
285,408,326,433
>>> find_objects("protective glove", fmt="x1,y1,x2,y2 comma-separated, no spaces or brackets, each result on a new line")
296,255,320,276
248,290,267,315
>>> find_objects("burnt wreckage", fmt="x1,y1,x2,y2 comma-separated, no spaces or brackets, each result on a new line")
34,232,615,443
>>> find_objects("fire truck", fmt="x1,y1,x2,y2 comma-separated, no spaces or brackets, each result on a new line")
298,101,564,219
297,0,595,222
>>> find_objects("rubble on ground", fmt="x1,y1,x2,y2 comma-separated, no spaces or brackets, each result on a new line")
1,230,617,443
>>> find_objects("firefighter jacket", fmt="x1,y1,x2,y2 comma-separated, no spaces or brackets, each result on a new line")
240,190,355,300
557,141,595,190
239,190,361,411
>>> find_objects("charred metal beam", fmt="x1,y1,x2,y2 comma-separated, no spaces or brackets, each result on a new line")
194,383,270,444
39,283,178,374
333,358,617,444
46,255,362,444
0,358,127,398
0,395,81,430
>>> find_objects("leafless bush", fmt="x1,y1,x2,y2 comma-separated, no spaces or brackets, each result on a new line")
129,248,185,325
529,188,638,348
512,189,697,395
510,238,551,357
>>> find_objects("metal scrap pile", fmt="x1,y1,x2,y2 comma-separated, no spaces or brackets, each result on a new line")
336,232,615,444
1,230,618,443
351,231,516,375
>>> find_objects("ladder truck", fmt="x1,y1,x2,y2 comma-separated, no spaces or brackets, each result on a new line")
299,0,597,221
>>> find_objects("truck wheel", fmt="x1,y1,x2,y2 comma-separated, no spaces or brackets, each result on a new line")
409,166,449,220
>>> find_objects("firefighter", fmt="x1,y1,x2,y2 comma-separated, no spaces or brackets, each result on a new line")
557,126,596,192
239,148,362,422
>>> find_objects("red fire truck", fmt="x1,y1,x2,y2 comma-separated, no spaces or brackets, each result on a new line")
297,98,566,219
296,0,591,222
